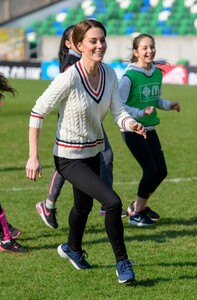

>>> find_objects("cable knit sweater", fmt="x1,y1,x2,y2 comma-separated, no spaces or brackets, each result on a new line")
29,60,136,159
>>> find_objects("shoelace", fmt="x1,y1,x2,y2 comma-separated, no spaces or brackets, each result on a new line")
79,250,88,262
121,260,133,272
81,250,88,260
130,259,139,266
121,259,139,272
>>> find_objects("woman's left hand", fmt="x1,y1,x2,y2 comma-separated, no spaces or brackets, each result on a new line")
130,122,147,139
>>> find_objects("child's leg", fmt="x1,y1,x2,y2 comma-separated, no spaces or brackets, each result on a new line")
46,168,65,207
0,206,11,241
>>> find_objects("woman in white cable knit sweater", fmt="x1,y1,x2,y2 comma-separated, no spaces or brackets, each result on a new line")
25,19,146,284
30,58,135,159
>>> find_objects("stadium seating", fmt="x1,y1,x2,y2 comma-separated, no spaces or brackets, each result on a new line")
25,0,197,45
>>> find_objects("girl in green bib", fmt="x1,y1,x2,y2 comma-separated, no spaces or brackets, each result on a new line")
119,34,180,227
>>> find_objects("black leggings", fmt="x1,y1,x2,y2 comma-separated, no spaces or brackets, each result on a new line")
122,130,167,199
54,154,127,263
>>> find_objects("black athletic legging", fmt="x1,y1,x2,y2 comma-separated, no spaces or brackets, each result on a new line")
54,154,127,263
122,130,167,199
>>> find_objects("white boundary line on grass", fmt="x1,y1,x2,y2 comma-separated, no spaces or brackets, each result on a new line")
0,177,197,192
115,176,197,185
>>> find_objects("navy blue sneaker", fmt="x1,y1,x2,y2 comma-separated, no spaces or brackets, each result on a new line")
116,259,135,284
128,202,160,221
128,210,156,227
57,243,92,270
144,206,160,221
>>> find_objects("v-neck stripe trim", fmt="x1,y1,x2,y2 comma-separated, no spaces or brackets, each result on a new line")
75,61,105,103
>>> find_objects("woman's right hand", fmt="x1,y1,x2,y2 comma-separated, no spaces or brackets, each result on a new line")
25,157,42,182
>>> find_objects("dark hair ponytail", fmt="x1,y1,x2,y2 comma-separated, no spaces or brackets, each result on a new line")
58,25,75,64
0,73,16,96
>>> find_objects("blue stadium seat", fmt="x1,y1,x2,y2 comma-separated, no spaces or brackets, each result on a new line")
24,0,196,38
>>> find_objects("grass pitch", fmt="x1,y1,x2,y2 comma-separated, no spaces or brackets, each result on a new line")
0,80,197,300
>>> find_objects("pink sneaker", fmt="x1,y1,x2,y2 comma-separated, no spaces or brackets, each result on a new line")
36,201,58,229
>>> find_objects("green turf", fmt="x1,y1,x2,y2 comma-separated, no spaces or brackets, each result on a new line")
0,80,197,300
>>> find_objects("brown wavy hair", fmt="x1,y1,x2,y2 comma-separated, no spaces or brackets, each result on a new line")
72,19,106,51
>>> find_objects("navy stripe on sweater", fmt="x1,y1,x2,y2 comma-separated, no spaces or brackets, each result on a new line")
75,61,105,104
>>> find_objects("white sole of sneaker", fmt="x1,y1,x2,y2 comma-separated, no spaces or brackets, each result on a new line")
57,245,81,270
128,220,155,227
116,270,135,284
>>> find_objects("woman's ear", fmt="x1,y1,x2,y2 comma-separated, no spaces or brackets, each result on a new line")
77,42,83,52
65,40,71,49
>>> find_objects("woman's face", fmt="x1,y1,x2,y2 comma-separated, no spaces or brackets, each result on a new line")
77,27,107,63
133,37,156,67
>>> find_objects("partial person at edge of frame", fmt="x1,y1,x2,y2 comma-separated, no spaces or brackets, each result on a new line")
0,74,28,253
119,33,180,227
25,19,146,284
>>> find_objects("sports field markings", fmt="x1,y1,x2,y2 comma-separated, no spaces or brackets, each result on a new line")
115,176,197,185
0,177,197,192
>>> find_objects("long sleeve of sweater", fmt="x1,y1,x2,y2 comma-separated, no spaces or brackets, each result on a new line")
29,72,71,128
